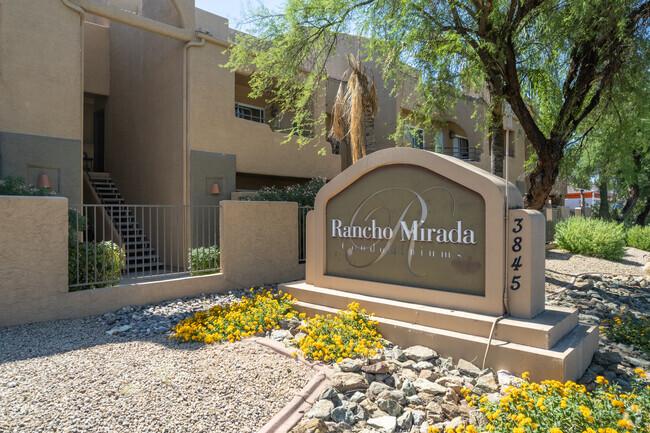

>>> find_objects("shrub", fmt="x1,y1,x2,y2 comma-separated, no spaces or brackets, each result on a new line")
188,245,220,276
626,225,650,251
170,288,300,343
459,370,650,433
68,209,88,247
0,175,55,196
241,177,325,207
602,315,650,355
68,241,124,290
292,302,384,363
555,217,626,261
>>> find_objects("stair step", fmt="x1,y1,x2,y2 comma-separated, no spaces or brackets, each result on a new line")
280,282,579,350
125,254,160,262
126,262,165,272
292,298,597,382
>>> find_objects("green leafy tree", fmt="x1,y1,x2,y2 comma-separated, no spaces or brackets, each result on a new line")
228,0,649,210
561,46,650,225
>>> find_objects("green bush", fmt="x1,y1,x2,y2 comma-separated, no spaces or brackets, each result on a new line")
555,217,626,261
241,177,325,207
0,175,55,196
69,241,124,290
188,245,220,276
626,224,650,251
68,209,88,247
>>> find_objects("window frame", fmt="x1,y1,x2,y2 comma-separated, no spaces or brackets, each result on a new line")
235,102,266,124
405,125,425,149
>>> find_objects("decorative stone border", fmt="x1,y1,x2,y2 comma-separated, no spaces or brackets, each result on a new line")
251,337,335,433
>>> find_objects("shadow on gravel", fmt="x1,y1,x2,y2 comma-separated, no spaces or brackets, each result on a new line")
547,249,645,268
0,312,216,365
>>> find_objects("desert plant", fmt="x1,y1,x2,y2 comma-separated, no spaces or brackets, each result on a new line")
626,224,650,251
170,288,299,343
68,241,124,290
554,217,626,261
68,209,88,247
0,175,55,196
188,245,220,276
241,177,325,207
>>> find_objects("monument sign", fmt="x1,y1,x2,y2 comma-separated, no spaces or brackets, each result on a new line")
306,147,543,318
284,147,597,381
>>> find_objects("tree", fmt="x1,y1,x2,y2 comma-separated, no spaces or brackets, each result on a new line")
228,0,649,210
329,53,379,163
561,51,650,225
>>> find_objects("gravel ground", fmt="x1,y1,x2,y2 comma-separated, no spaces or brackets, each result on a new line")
0,316,314,433
545,246,648,293
1,248,647,433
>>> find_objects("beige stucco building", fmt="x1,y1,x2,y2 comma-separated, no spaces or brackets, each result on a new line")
0,0,528,209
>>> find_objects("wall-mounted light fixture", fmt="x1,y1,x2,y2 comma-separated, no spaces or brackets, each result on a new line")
449,130,456,139
37,174,51,188
211,183,220,195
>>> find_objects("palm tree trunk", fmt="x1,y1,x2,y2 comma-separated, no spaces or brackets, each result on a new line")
363,110,376,155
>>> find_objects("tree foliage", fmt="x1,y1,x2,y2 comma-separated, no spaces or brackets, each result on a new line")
228,0,649,210
561,42,650,225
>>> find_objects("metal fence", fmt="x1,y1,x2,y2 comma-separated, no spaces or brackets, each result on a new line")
299,206,313,263
68,204,220,290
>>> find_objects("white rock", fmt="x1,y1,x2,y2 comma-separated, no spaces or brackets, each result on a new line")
367,415,397,433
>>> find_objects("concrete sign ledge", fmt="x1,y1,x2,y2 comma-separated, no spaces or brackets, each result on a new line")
250,337,334,433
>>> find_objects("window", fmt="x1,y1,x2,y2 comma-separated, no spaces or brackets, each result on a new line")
405,125,424,149
433,131,444,153
235,102,265,123
453,136,470,160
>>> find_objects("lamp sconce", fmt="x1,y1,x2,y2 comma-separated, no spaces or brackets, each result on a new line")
211,183,220,195
37,174,51,188
449,131,456,139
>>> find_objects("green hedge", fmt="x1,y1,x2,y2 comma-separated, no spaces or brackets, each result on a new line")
555,217,626,261
626,225,650,251
0,175,55,196
189,245,220,276
241,177,325,207
69,241,124,290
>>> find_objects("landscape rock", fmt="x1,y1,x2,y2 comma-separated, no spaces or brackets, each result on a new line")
404,346,438,362
362,361,391,374
339,358,365,372
331,406,355,425
306,400,334,420
366,415,397,433
331,372,369,392
413,378,448,396
457,359,481,377
376,398,402,417
293,418,328,433
397,410,413,431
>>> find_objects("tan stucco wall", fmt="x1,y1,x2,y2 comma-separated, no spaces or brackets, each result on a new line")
0,198,304,327
105,15,185,205
0,196,69,326
220,200,303,287
187,40,341,180
0,0,81,140
84,21,110,96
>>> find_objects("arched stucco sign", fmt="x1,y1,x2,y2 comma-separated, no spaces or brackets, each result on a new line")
306,147,545,317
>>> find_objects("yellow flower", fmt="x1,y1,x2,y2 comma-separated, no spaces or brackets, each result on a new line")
550,428,563,433
617,419,634,429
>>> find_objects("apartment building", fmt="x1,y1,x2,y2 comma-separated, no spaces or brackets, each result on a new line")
0,0,528,210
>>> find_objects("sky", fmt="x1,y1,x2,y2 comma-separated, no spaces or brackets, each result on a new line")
195,0,286,31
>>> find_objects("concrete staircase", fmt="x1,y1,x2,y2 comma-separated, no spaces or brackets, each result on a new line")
87,172,164,275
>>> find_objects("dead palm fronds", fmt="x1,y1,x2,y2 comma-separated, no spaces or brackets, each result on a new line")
328,53,379,164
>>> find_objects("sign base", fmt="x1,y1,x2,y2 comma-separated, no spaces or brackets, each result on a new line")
280,281,598,382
